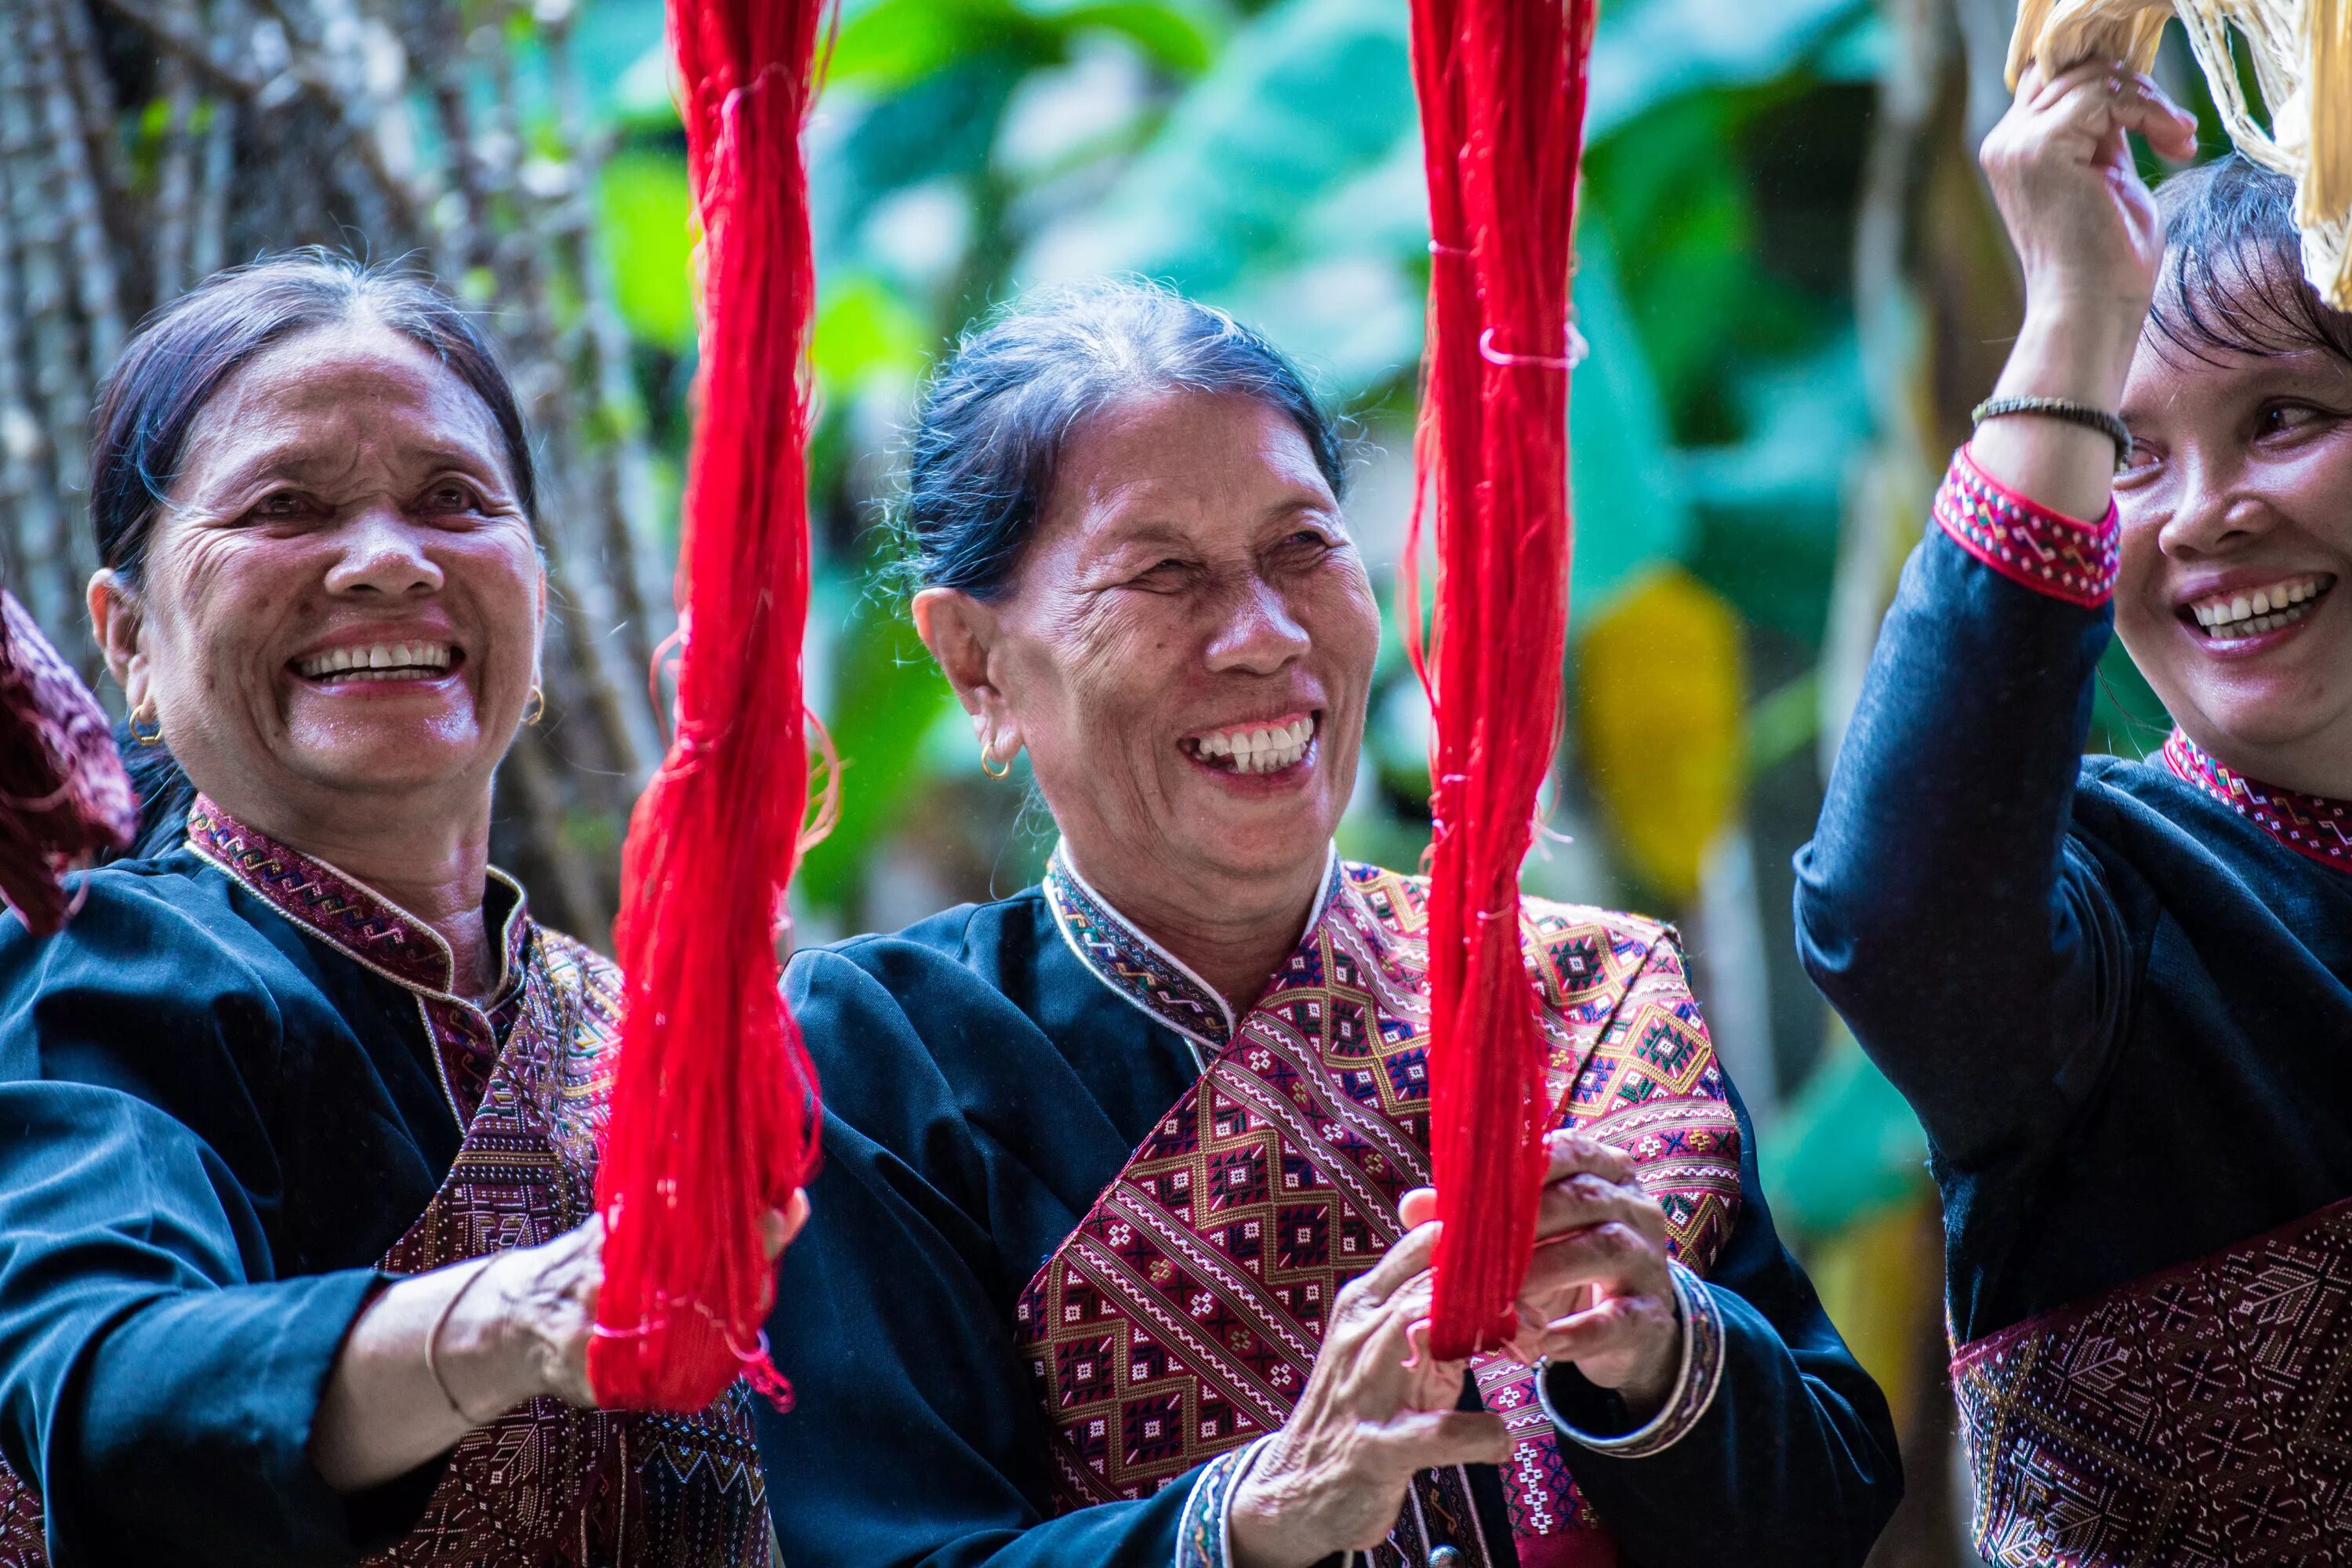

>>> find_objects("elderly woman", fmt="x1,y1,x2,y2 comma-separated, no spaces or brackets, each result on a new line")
0,253,797,1566
757,282,1900,1568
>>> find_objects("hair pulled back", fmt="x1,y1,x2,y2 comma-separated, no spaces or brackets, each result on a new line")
86,249,532,856
897,279,1348,601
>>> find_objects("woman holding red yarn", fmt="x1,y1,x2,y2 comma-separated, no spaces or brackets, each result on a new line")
1797,63,2352,1567
756,280,1899,1568
0,252,800,1567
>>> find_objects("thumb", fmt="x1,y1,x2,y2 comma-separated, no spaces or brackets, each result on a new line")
1368,1410,1513,1475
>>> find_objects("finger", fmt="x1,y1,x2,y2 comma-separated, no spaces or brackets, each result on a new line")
1348,1220,1443,1307
1365,1410,1513,1473
2105,80,2198,160
1537,1291,1672,1365
2025,56,2125,114
1534,1173,1666,1245
1398,1186,1436,1228
1541,1128,1635,1187
1521,1221,1668,1307
761,1190,811,1261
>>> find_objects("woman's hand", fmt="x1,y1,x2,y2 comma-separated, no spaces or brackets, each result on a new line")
1228,1221,1512,1568
310,1192,808,1493
1974,60,2198,517
1401,1131,1680,1416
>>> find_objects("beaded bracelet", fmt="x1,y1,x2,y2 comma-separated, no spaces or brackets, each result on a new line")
1969,395,2132,468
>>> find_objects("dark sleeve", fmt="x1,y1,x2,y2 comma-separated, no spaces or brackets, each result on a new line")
0,882,428,1567
757,949,1194,1568
1793,456,2136,1168
1542,1076,1903,1567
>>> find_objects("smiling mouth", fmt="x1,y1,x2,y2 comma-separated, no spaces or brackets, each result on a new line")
1181,713,1319,775
2182,575,2336,641
292,641,460,682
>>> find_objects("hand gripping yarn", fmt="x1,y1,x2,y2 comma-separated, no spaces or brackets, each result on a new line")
587,0,829,1411
2009,0,2352,307
1403,0,1599,1359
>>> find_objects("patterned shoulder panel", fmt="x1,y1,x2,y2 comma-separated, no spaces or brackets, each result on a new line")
1340,867,1740,1275
525,926,622,1167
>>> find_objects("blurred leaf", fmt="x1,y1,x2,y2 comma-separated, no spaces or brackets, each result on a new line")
813,272,932,392
1018,0,1412,295
1577,567,1745,903
1568,223,1693,602
597,149,697,350
1585,0,1866,142
797,597,962,912
829,0,1225,90
1760,1027,1930,1239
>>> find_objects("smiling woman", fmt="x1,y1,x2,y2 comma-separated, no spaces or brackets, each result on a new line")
1796,68,2352,1568
0,252,799,1567
755,281,1900,1568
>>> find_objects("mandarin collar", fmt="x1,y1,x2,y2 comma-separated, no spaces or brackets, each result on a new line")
1042,842,1344,1065
2161,731,2352,876
184,794,532,1004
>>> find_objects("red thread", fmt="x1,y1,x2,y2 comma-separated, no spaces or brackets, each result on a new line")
587,0,828,1412
1402,0,1598,1360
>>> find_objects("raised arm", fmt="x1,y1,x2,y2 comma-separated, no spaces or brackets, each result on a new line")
1794,61,2198,1165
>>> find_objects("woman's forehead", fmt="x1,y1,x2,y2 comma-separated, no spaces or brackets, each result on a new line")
177,322,508,483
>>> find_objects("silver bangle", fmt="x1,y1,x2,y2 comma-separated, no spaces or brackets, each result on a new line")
425,1260,498,1427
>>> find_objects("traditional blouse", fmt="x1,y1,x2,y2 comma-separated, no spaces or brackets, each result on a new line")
0,798,768,1567
758,848,1899,1568
1797,448,2352,1566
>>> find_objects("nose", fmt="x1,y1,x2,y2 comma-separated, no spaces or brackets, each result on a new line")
1203,575,1310,676
2158,452,2281,559
322,503,445,598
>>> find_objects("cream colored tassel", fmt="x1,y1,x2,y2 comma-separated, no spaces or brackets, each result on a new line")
2008,0,2352,308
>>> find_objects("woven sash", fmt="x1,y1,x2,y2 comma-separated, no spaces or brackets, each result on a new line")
1017,860,1742,1568
1954,1195,2352,1567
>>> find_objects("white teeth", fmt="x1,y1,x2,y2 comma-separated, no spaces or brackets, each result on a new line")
294,641,455,678
2252,590,2273,615
2190,575,2333,637
1189,715,1317,774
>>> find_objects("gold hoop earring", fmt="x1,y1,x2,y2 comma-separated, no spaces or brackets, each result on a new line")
128,701,164,746
980,738,1013,780
521,685,546,726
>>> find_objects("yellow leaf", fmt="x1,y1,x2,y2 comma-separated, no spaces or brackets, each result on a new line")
1575,567,1744,903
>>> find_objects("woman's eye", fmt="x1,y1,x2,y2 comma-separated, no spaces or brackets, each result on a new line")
251,492,315,521
426,482,484,513
1130,558,1192,588
2255,402,2328,439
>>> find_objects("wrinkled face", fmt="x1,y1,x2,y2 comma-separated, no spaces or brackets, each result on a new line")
2114,299,2352,775
97,320,545,826
983,390,1381,892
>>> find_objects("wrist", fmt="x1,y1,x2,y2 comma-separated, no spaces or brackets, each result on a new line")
435,1258,537,1417
2003,302,2145,408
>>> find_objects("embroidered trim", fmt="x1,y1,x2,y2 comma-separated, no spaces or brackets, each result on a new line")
1175,1437,1265,1568
2161,729,2352,876
1951,1194,2352,1567
1933,446,2120,608
1043,844,1343,1062
1537,1261,1724,1459
186,796,533,1123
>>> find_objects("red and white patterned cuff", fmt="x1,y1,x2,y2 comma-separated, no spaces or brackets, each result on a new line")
1538,1260,1726,1460
1933,445,2120,608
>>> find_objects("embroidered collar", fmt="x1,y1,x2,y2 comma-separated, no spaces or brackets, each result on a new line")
1042,842,1344,1062
2161,731,2352,876
185,794,532,1003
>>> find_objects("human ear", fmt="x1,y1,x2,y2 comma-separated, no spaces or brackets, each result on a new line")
86,568,151,711
911,587,1019,757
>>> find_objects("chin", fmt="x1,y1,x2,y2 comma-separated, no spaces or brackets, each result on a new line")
281,724,494,799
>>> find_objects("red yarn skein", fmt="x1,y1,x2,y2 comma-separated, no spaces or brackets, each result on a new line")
588,0,827,1411
1404,0,1598,1360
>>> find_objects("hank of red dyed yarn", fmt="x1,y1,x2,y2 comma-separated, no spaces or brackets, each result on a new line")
1403,0,1597,1359
587,0,826,1412
0,591,136,935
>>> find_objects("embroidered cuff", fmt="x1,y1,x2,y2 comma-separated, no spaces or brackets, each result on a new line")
1175,1436,1269,1568
1933,445,2120,608
1538,1261,1725,1459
